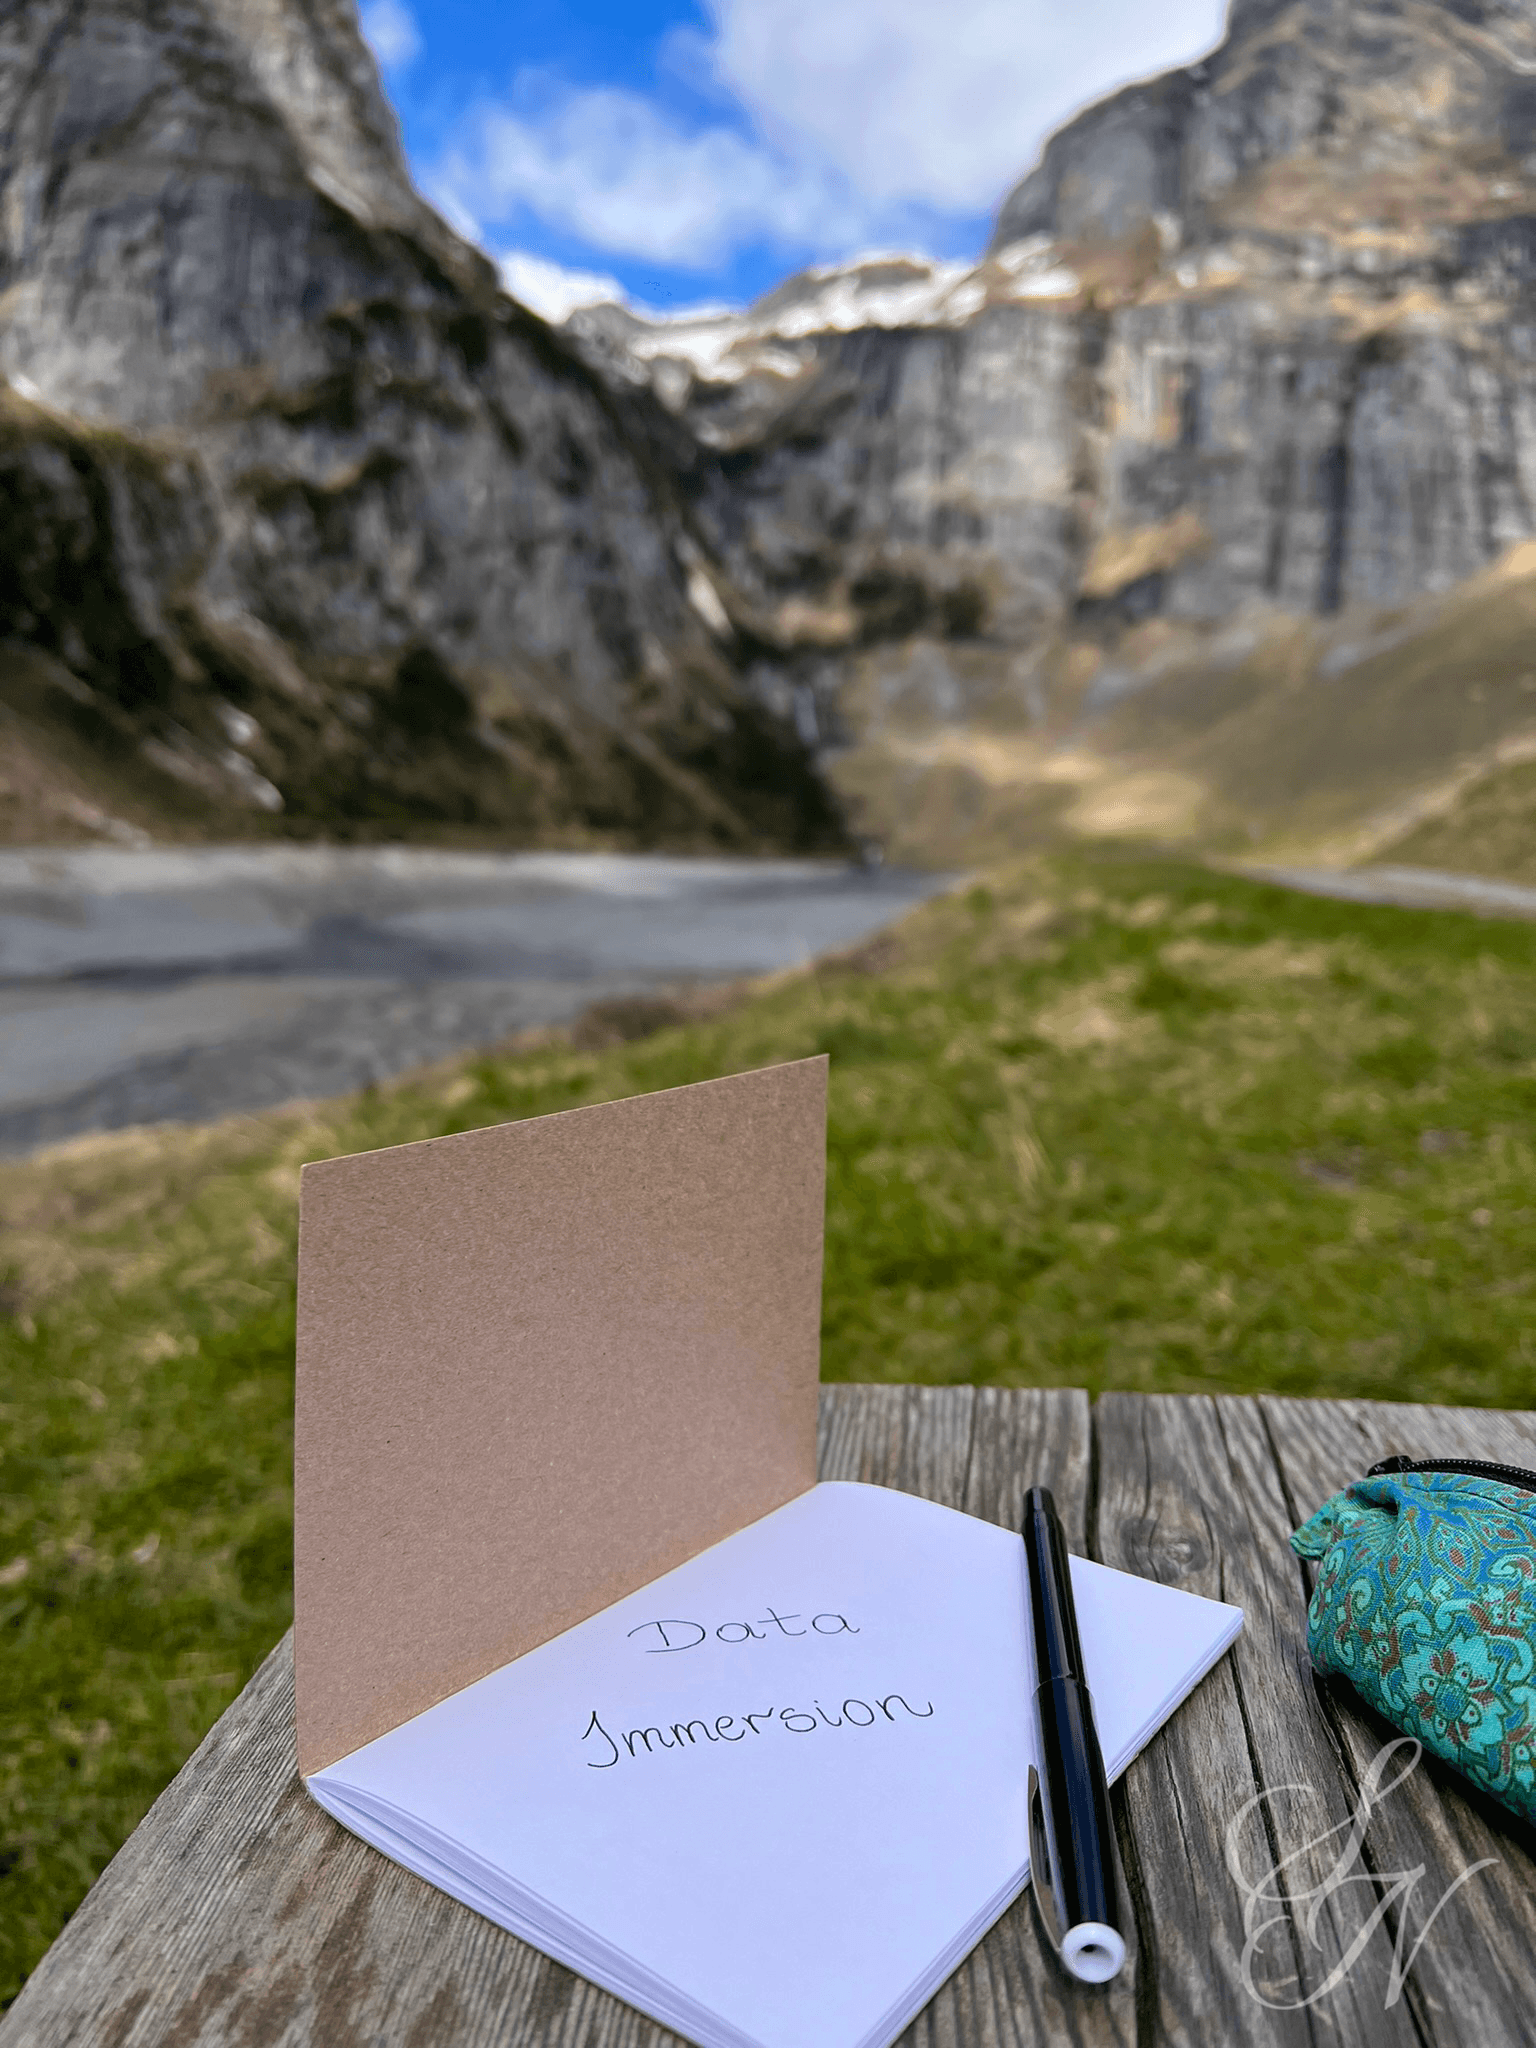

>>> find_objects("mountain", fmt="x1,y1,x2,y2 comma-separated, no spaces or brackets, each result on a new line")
8,0,1536,871
0,0,842,850
570,0,1536,870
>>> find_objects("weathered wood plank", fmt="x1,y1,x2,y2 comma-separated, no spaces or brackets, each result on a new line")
1263,1395,1536,2043
1,1386,1101,2048
962,1385,1092,1555
22,1388,1521,2047
0,1628,668,2048
940,1385,1135,2048
821,1385,1134,2048
1092,1391,1422,2043
816,1382,976,1509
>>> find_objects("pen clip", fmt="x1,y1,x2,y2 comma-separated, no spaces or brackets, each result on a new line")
1027,1764,1065,1958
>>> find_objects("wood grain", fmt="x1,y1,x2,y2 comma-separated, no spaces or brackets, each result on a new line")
0,1628,676,2048
1263,1396,1536,2044
0,1387,1107,2048
818,1385,1134,2048
1092,1392,1420,2044
7,1388,1532,2048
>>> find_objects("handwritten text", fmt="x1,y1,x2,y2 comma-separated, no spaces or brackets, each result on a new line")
582,1691,933,1767
627,1610,860,1653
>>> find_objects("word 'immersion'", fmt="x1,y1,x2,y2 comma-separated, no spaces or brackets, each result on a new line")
582,1693,935,1768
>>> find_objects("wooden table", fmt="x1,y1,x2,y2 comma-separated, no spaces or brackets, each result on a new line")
7,1387,1536,2047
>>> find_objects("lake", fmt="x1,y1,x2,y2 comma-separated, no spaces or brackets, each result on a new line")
0,847,956,1153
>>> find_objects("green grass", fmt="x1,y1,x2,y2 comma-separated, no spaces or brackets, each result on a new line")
4,847,1536,2002
1384,755,1536,884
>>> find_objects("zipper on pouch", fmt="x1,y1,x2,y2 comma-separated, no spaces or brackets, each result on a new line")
1367,1453,1536,1497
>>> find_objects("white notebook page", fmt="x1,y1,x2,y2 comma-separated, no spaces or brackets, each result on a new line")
311,1481,1241,2048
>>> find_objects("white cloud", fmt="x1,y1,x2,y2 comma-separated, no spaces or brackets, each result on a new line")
703,0,1229,211
497,250,628,322
360,0,421,74
430,0,1228,276
436,85,868,269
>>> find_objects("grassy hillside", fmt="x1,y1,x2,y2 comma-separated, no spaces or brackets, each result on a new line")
1380,754,1536,883
4,849,1536,2001
15,533,1536,877
0,647,192,847
829,542,1536,879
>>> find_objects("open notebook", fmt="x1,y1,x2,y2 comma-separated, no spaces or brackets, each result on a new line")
295,1060,1242,2048
309,1480,1240,2048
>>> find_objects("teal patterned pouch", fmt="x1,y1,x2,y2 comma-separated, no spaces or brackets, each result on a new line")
1291,1456,1536,1824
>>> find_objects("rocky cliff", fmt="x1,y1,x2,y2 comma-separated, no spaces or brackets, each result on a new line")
570,0,1536,863
0,0,842,848
9,0,1536,865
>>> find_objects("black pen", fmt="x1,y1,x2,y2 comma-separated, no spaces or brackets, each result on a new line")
1022,1484,1126,1984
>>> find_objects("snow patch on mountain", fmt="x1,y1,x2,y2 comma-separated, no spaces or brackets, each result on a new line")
563,239,1081,403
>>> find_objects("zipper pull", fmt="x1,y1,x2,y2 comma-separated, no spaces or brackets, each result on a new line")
1366,1455,1416,1476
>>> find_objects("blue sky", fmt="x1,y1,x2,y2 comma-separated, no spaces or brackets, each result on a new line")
360,0,1230,319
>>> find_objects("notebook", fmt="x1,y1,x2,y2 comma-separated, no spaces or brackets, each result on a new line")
294,1059,1242,2048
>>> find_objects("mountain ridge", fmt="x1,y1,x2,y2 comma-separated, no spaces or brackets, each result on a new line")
561,0,1536,871
8,0,1536,875
0,0,842,851
992,0,1536,250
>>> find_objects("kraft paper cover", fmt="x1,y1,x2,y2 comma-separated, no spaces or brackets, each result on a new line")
294,1058,827,1777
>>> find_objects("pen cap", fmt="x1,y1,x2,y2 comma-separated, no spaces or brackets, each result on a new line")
1023,1486,1086,1684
